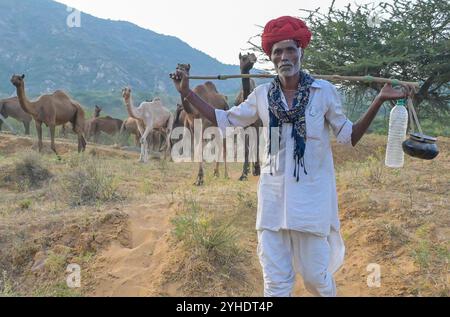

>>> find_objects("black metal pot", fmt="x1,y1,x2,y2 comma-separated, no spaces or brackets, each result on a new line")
402,133,439,160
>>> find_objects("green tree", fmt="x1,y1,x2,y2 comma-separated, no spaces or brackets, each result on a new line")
249,0,450,123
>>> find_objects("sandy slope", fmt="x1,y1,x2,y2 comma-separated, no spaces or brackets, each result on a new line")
1,132,448,297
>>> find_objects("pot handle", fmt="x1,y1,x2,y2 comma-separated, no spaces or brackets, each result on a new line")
407,97,424,140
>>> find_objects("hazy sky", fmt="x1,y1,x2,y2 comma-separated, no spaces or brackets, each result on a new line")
55,0,379,66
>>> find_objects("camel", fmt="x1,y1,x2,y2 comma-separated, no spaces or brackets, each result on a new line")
10,74,87,155
61,105,101,138
170,103,187,146
120,117,165,150
120,117,142,146
121,89,173,162
0,96,32,135
79,105,102,139
235,53,262,181
169,103,189,158
176,64,229,186
87,106,123,143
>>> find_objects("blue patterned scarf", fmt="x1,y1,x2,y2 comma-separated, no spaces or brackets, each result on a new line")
267,71,315,181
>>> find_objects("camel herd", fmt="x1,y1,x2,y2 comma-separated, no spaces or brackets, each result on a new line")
0,53,261,184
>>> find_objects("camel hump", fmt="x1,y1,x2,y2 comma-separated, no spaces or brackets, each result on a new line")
204,81,218,93
193,85,208,95
53,90,69,97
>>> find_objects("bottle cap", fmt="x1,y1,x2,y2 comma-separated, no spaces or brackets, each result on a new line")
396,99,406,106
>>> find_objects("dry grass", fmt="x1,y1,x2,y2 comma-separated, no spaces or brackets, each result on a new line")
335,136,449,297
0,133,448,297
60,156,122,206
0,151,52,191
168,195,244,295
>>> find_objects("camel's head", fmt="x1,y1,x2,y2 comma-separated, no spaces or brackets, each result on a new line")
122,87,131,100
239,53,257,72
10,74,25,87
94,105,102,116
176,63,191,75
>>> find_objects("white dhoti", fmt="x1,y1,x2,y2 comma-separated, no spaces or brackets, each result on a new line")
257,229,345,297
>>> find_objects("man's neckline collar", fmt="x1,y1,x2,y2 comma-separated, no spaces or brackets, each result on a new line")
311,80,322,88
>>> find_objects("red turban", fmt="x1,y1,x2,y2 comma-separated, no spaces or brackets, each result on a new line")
262,16,312,56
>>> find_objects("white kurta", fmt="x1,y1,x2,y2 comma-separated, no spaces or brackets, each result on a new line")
215,79,354,274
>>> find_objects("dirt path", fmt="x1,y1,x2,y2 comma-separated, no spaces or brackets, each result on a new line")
88,201,174,296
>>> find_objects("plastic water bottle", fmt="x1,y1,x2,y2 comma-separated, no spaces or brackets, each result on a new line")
385,99,409,168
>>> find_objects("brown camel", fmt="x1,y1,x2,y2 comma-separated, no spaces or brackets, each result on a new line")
170,103,187,146
87,106,123,143
235,53,262,181
0,96,32,135
10,74,87,155
176,64,229,186
120,117,142,146
120,117,164,150
61,105,101,138
122,89,173,162
173,103,187,129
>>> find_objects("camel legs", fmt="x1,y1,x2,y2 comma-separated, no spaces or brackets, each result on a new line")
135,124,146,163
35,121,43,153
214,139,229,179
138,140,145,162
150,132,158,152
163,130,172,161
240,131,261,180
252,159,261,177
78,133,86,153
253,130,261,176
24,121,30,135
214,162,220,177
239,134,251,181
223,139,229,179
0,110,5,132
49,125,60,159
212,137,228,179
194,132,205,186
0,114,6,132
195,162,205,186
60,124,67,138
140,127,152,163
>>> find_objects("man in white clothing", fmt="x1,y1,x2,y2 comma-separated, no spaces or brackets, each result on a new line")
170,16,411,297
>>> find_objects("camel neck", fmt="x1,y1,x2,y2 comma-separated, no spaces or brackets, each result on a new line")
124,95,140,120
241,68,251,100
180,93,196,115
16,84,36,116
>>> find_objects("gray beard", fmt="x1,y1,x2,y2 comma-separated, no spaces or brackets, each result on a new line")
277,61,302,77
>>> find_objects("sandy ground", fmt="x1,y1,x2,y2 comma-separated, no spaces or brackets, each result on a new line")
0,132,448,297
